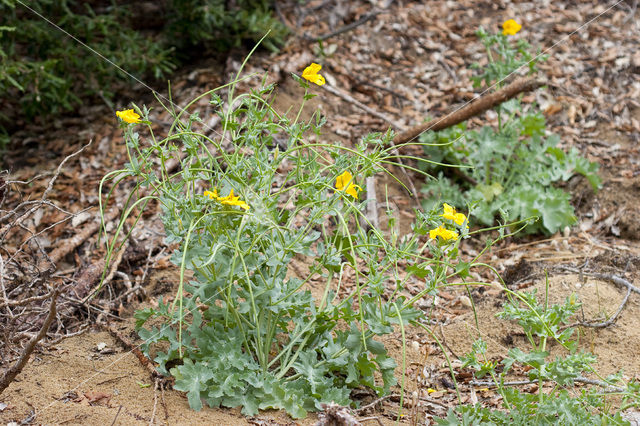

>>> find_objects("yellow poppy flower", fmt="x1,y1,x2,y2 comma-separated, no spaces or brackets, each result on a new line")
429,225,458,241
218,189,250,210
502,19,522,36
116,109,141,124
204,189,219,200
441,203,468,227
335,171,362,199
302,63,326,86
204,188,249,210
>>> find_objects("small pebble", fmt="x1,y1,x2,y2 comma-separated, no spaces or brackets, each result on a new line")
459,295,472,308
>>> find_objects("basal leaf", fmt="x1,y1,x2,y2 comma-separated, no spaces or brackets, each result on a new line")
172,360,214,411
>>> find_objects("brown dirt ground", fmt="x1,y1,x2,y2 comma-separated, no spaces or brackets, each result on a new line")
3,0,640,424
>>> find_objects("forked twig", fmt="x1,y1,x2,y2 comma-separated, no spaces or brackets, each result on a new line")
560,267,640,295
0,141,91,240
564,285,631,330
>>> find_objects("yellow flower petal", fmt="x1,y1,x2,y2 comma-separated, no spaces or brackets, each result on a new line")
345,183,362,199
335,171,361,198
302,63,326,86
429,225,458,241
116,109,141,124
309,74,326,85
441,203,468,227
204,189,219,200
218,189,250,210
304,63,322,75
502,19,522,36
335,171,352,191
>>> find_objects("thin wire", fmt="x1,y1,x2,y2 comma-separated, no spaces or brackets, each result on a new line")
13,0,627,419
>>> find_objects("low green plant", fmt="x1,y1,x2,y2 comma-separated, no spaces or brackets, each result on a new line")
437,278,633,425
100,61,488,417
420,23,601,235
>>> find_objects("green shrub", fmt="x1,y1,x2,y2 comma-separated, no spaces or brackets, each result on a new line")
0,1,176,122
0,0,286,152
166,0,287,53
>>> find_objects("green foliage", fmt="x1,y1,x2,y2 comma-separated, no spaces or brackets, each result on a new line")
102,69,476,417
0,1,176,121
0,0,286,151
167,0,287,53
420,27,600,235
441,281,632,425
436,391,629,426
471,26,543,89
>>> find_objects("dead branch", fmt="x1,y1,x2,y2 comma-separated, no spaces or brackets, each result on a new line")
83,241,128,302
364,177,379,229
586,272,640,295
0,288,60,394
109,405,123,426
355,394,397,414
393,77,546,144
559,267,640,295
0,141,91,240
150,378,160,426
0,291,56,309
8,207,91,267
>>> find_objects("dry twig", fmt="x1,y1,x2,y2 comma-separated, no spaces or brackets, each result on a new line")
0,288,60,394
356,394,396,414
559,267,640,295
393,77,546,144
321,83,403,129
566,285,631,329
